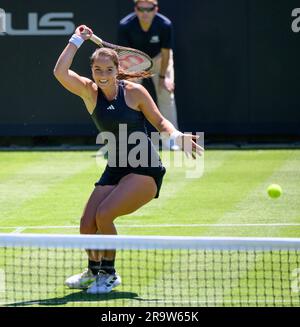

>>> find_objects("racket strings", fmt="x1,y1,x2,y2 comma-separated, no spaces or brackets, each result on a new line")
102,41,153,72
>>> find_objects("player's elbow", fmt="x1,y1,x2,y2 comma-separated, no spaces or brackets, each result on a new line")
53,66,61,79
53,66,60,79
53,66,66,82
53,61,67,79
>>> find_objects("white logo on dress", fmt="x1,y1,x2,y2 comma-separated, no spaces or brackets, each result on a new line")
150,35,160,43
107,105,115,110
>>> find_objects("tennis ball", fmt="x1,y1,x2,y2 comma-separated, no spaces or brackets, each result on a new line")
267,184,282,199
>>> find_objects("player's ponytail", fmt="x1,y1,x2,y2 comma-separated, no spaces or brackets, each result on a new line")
117,68,152,81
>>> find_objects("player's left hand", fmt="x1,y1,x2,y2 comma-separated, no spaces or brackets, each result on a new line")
175,134,204,159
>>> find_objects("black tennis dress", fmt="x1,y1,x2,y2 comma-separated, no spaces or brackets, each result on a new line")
91,80,166,198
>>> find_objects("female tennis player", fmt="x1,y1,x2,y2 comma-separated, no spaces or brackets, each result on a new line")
54,25,203,294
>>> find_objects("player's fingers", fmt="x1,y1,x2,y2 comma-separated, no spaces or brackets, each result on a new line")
76,25,86,33
189,141,204,157
193,143,204,156
78,25,93,38
196,143,204,153
195,146,204,156
184,151,189,159
183,134,200,144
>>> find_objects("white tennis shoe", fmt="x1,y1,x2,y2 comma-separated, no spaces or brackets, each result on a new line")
86,271,121,294
65,268,97,289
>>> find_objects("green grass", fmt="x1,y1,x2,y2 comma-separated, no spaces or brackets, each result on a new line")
0,150,300,307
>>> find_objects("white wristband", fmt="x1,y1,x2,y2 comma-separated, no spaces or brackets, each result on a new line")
69,34,84,49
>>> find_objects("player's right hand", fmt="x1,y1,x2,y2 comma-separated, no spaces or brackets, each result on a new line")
75,25,93,40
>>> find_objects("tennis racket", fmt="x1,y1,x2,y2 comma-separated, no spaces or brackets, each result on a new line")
79,27,153,73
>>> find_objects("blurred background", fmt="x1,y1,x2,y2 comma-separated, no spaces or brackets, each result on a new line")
1,0,300,146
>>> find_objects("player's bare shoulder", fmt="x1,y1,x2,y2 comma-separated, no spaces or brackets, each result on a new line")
124,80,150,99
123,80,149,110
124,80,144,93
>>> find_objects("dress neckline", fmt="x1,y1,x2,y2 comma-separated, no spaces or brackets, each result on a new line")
99,81,122,102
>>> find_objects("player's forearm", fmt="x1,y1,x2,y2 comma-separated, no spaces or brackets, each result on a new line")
156,117,178,135
158,118,183,145
53,43,78,77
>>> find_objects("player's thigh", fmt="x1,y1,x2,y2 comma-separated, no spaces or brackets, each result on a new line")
80,185,116,232
96,174,157,221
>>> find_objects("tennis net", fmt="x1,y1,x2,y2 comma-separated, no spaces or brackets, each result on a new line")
0,233,300,307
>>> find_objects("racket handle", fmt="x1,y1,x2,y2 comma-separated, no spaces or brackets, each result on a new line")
78,27,103,46
90,34,103,46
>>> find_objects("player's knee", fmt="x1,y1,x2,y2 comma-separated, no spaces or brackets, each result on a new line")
80,215,97,234
96,205,115,227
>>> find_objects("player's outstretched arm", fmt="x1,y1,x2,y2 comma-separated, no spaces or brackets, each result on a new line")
135,84,204,158
53,25,95,100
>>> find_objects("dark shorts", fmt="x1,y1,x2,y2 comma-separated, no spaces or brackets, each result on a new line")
95,165,166,199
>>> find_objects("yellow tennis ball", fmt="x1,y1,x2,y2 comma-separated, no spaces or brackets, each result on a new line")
267,184,282,199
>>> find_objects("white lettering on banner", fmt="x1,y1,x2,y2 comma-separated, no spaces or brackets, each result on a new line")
291,8,300,33
0,12,75,36
0,8,6,33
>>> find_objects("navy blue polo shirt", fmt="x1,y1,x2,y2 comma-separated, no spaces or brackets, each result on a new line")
118,13,174,58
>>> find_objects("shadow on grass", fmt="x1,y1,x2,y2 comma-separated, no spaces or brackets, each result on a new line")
3,290,152,307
